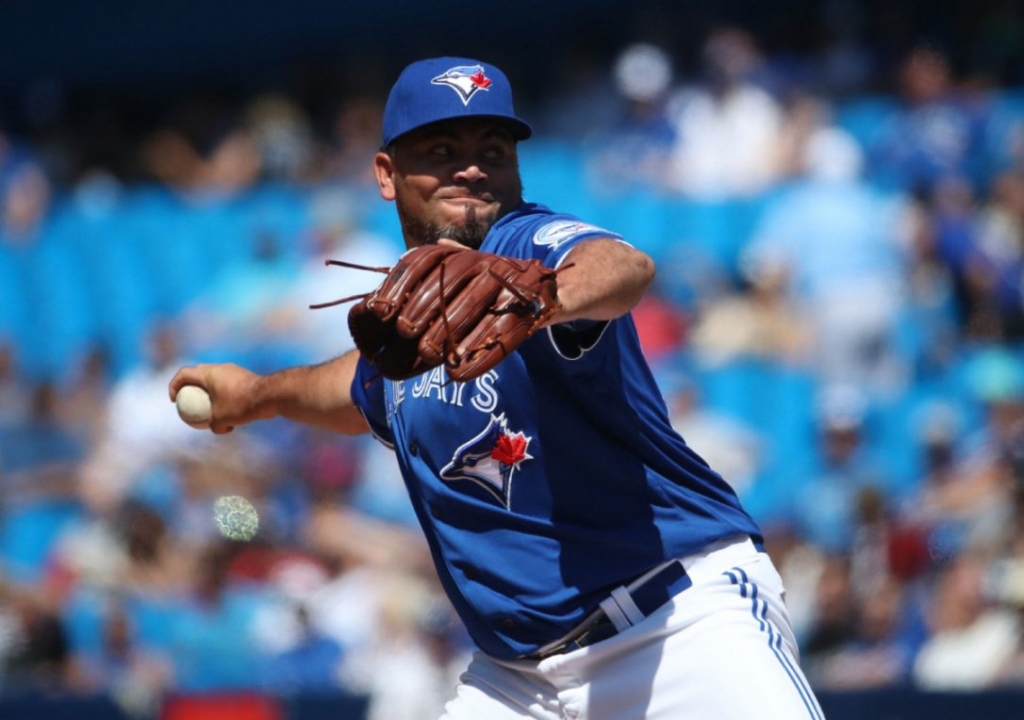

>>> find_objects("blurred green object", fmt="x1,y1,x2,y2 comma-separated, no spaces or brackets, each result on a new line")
965,347,1024,403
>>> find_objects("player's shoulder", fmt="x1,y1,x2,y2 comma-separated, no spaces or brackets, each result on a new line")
488,203,623,257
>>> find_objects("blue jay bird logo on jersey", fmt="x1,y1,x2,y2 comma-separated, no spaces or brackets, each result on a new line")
431,65,493,106
440,413,532,507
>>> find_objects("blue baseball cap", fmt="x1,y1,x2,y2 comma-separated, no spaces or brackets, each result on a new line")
381,57,533,148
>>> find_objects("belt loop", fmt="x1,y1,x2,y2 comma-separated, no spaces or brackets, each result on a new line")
610,586,645,626
598,592,634,633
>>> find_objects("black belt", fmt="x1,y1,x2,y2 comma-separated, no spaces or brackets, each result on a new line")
530,559,692,660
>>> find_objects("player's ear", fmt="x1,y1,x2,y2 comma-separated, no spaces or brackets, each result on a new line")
374,151,396,201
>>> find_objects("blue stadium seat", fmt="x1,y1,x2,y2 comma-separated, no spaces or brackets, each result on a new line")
588,191,673,261
21,220,100,382
240,184,312,263
121,190,216,314
518,140,596,219
0,239,31,355
0,499,83,584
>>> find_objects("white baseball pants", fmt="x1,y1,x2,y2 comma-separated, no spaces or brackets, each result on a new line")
439,535,825,720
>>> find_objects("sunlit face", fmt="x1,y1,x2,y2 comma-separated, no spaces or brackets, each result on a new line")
374,117,523,249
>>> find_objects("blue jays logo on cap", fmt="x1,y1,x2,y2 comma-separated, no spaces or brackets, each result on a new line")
431,65,493,105
440,413,533,508
381,57,532,148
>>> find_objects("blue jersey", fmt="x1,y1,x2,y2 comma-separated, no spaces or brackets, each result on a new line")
350,202,762,659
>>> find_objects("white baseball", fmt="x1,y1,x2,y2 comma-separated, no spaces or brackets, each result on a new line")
176,385,213,428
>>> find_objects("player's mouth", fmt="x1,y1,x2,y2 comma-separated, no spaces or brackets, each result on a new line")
439,189,496,203
442,197,494,208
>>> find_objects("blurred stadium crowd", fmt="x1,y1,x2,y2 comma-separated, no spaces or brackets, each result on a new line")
3,8,1024,719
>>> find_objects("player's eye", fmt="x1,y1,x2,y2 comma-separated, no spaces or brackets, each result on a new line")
482,147,506,162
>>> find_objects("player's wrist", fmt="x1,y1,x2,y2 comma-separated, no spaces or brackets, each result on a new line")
250,373,285,422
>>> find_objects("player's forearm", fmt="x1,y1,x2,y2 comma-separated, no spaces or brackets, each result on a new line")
258,351,368,434
170,351,368,435
547,238,655,325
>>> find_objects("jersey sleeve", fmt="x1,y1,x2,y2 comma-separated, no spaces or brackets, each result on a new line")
525,216,628,268
350,355,395,447
486,207,627,268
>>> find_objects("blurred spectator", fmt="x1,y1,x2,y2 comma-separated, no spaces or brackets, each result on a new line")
67,596,172,717
662,367,763,499
984,477,1024,685
248,552,347,694
0,381,84,489
744,105,909,393
973,170,1024,340
688,246,813,368
906,349,1024,558
810,575,919,689
793,385,892,554
269,186,401,363
244,94,315,185
364,576,468,720
260,506,449,715
0,164,60,380
157,541,268,693
1,162,50,243
762,521,827,644
347,434,421,529
0,343,30,425
0,130,38,193
848,486,926,594
583,43,678,196
141,95,262,200
897,191,961,376
800,555,858,666
260,601,346,695
179,226,305,371
865,44,993,195
665,27,784,198
78,322,209,515
0,380,86,586
0,582,72,695
926,175,998,340
55,345,114,450
913,553,1020,689
315,95,386,189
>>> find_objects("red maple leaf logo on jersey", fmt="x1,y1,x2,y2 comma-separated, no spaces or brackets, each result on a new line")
469,70,492,90
491,432,528,465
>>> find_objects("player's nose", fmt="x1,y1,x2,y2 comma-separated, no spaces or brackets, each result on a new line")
454,163,487,183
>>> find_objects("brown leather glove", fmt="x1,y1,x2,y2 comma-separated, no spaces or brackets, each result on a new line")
345,245,560,382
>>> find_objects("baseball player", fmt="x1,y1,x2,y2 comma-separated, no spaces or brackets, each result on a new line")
170,57,825,719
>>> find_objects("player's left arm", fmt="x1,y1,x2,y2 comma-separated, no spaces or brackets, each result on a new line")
544,237,655,325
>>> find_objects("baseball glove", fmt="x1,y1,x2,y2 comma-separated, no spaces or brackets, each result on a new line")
312,245,561,382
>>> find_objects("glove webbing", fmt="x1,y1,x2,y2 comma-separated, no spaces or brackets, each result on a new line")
310,253,572,383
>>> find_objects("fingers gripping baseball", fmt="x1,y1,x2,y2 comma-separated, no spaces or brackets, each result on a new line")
169,363,268,434
317,246,561,382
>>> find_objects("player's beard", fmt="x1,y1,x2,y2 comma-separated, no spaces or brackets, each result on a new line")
405,210,490,248
396,200,493,249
